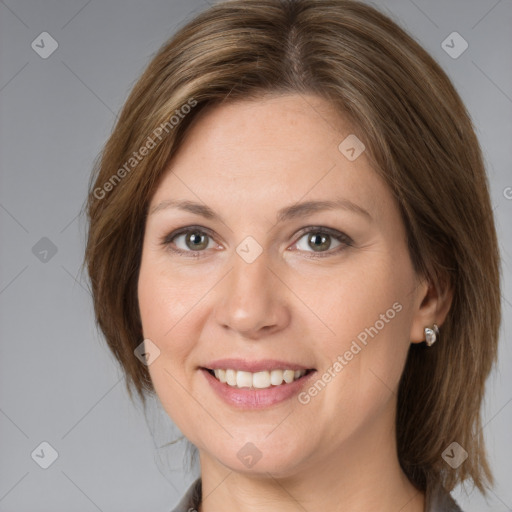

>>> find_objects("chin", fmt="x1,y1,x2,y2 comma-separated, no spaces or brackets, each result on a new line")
201,434,311,478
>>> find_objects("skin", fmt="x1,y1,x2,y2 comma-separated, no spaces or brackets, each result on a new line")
137,94,451,512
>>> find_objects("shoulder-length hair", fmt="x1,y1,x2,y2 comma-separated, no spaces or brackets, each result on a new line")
84,0,501,495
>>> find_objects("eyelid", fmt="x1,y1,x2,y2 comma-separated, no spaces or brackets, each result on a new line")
162,225,216,242
292,226,353,245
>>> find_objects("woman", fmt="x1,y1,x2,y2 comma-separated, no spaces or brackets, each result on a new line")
84,1,501,510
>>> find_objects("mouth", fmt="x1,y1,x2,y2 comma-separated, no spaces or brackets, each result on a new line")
200,358,317,408
203,367,315,390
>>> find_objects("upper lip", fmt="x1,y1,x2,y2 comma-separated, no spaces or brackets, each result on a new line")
203,358,315,373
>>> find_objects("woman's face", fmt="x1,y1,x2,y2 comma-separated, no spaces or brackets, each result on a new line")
138,94,428,477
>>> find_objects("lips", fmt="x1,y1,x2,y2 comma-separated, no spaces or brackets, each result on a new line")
200,359,316,408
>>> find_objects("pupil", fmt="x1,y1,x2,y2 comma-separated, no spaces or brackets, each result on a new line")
310,233,330,251
188,232,206,249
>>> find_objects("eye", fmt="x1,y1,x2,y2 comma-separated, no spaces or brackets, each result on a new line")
160,225,353,258
292,227,353,257
161,226,218,257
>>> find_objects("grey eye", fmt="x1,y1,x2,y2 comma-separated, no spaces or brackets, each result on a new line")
295,231,342,253
174,230,212,251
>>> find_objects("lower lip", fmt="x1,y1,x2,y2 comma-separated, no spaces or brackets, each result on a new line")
201,368,316,409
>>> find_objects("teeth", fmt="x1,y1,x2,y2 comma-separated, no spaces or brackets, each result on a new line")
226,369,237,386
283,370,295,383
210,368,308,389
236,371,253,388
214,369,227,383
270,369,283,385
253,371,270,389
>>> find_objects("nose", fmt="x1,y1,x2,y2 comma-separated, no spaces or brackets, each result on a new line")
213,249,291,339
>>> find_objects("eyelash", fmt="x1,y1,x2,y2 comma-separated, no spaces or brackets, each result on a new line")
159,225,353,259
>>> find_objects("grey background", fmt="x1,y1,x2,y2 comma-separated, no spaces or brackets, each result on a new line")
0,0,510,510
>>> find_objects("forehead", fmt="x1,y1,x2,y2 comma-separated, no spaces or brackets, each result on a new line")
178,94,349,165
150,94,392,221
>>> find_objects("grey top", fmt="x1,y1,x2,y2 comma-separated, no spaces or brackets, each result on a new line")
170,478,463,512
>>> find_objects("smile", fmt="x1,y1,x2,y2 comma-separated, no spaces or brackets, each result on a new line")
207,368,311,389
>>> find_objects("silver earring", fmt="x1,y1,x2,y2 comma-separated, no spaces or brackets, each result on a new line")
424,324,439,346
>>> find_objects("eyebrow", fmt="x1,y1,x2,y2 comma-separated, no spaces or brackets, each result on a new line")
149,197,371,223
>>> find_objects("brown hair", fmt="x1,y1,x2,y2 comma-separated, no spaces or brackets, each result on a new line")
84,0,501,496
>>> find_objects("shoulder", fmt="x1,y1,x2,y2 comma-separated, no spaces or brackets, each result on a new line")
170,478,202,512
425,481,464,512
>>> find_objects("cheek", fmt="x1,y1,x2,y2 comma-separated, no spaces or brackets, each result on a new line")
305,252,414,348
137,257,201,433
137,249,204,341
311,249,416,403
137,251,198,386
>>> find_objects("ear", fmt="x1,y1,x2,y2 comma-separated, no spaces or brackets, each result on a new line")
410,274,453,344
